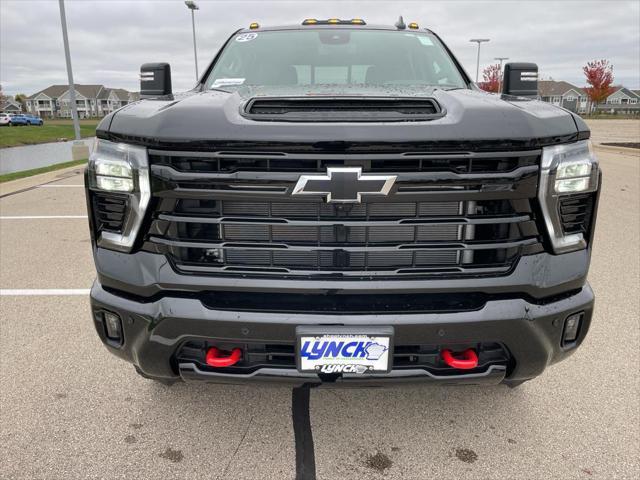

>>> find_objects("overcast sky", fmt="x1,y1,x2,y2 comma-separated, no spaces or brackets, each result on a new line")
1,0,639,97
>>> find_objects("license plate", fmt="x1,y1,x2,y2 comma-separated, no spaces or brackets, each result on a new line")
296,326,393,374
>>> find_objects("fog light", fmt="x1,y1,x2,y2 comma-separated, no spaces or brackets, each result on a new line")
563,312,582,344
104,311,123,341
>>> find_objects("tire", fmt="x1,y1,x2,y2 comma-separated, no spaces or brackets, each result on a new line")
134,366,180,386
503,379,528,389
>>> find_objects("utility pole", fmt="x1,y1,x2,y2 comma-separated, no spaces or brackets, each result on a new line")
495,57,509,92
185,1,199,80
58,0,81,141
469,38,490,83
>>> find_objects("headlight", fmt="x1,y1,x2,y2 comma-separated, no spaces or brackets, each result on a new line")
87,139,150,252
538,140,599,253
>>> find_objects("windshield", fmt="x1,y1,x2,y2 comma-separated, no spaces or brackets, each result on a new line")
205,29,467,89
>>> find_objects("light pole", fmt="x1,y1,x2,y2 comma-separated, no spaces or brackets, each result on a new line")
58,0,80,141
494,57,509,92
469,38,490,83
185,1,199,81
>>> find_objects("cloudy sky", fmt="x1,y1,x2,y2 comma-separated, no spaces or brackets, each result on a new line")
1,0,639,97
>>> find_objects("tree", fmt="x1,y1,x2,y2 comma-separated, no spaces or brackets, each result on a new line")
479,64,501,93
14,94,27,112
583,59,615,104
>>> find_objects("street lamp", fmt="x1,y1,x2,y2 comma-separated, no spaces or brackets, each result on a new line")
185,1,199,81
58,0,80,141
469,38,490,83
494,57,509,92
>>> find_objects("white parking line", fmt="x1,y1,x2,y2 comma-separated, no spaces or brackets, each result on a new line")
38,185,84,188
0,289,90,296
0,215,88,219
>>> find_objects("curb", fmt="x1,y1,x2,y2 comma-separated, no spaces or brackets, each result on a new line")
0,165,86,197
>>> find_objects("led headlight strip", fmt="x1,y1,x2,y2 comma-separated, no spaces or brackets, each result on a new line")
538,140,599,253
88,139,150,251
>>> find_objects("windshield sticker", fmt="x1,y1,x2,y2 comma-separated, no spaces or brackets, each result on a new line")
235,33,258,42
211,78,245,88
416,35,433,47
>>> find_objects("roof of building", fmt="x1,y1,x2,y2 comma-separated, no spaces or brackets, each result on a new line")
538,80,586,97
27,84,135,100
109,88,131,101
608,87,640,99
27,85,69,99
1,99,22,110
73,84,104,99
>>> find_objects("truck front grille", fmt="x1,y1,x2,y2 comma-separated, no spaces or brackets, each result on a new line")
143,149,543,279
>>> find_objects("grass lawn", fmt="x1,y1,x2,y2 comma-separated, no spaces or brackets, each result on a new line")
0,159,87,183
0,119,99,148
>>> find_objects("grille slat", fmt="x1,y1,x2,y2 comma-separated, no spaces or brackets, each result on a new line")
150,151,539,175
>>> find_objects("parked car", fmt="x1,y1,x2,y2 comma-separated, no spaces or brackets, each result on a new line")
8,114,29,126
23,114,44,126
0,113,11,126
87,18,600,388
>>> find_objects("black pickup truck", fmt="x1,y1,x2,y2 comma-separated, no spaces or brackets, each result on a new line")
86,19,600,387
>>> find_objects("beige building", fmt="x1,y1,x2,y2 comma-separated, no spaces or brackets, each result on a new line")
25,84,139,118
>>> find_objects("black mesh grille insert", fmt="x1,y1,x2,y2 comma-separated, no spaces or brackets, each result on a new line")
559,194,595,235
92,192,128,234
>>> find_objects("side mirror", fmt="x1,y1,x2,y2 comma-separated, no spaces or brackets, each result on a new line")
502,63,538,97
140,63,172,98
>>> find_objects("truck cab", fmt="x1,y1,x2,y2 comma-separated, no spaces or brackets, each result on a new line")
86,18,600,387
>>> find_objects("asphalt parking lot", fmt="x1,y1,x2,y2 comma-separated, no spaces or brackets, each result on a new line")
1,120,639,480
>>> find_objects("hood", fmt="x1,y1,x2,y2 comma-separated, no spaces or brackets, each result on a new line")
100,85,583,151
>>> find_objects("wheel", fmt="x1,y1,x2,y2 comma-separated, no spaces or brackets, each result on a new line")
134,366,180,386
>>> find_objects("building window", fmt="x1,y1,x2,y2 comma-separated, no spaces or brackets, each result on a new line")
565,96,576,102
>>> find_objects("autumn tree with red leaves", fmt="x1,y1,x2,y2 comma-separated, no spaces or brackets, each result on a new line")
583,59,615,104
479,64,501,93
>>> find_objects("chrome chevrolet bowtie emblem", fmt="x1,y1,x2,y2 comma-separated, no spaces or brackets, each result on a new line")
292,167,397,203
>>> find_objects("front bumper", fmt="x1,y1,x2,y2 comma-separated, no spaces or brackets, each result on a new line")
90,280,594,386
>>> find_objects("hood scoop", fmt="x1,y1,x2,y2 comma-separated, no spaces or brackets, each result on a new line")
243,96,444,122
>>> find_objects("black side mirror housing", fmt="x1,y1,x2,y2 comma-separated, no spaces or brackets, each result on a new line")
140,63,172,98
502,63,538,97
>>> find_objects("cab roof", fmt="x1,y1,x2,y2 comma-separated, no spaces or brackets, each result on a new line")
238,22,434,35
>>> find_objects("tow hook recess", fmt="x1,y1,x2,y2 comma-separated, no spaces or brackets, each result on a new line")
441,348,478,370
205,347,242,367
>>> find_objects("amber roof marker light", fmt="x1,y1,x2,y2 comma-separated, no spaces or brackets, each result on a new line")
408,22,419,29
302,18,367,25
249,22,260,29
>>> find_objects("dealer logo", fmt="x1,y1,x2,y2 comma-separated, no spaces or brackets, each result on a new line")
317,364,370,374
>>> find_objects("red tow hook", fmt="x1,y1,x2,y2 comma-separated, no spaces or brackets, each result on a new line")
205,347,242,367
441,348,478,370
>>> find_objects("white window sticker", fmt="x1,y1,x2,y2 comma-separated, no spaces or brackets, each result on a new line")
211,78,245,88
235,33,258,42
417,36,434,46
